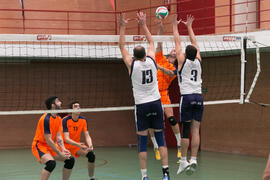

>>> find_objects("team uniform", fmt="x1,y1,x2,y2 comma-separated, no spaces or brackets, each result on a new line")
32,113,62,162
178,58,204,122
62,116,88,157
130,56,164,131
156,51,177,105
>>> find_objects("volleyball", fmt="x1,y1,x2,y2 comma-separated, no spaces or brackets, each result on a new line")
155,6,169,20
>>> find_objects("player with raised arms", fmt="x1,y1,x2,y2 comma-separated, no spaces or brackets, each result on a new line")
118,12,170,180
149,20,181,162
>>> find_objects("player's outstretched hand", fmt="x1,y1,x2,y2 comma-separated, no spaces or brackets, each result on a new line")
137,11,146,26
172,14,181,26
181,14,194,27
119,13,129,27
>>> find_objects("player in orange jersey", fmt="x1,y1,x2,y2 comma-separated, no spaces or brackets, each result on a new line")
149,21,181,161
62,101,96,180
32,96,74,180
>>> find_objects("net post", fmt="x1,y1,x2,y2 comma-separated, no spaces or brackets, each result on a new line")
240,36,247,104
245,40,261,103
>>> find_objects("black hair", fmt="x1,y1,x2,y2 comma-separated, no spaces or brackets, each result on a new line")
69,101,79,109
133,46,146,59
45,96,58,110
185,45,197,60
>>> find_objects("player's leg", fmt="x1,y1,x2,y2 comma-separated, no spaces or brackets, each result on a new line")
189,94,204,173
40,154,56,180
164,106,181,158
76,149,96,180
137,130,149,180
149,128,160,160
177,95,192,175
135,103,150,180
32,142,56,180
152,100,170,180
54,152,75,180
161,90,181,159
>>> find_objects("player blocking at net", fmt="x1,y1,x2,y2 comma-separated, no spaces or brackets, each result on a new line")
62,101,96,180
119,12,170,180
149,20,182,162
32,96,75,180
158,14,204,175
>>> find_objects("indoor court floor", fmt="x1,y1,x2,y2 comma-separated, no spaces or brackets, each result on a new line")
0,147,266,180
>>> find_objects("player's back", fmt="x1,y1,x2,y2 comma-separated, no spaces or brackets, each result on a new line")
62,115,88,143
33,113,62,144
130,56,160,104
178,58,202,95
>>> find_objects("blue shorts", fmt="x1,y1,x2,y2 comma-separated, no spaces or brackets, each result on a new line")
179,94,204,122
135,99,164,132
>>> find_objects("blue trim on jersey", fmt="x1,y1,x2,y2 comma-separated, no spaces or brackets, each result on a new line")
79,116,88,130
130,59,135,78
62,116,72,132
146,56,157,69
44,114,51,134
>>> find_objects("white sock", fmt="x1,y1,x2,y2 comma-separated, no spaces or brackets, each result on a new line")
162,165,169,169
89,176,94,180
151,137,158,149
191,156,197,161
175,133,181,147
181,157,187,161
141,169,147,177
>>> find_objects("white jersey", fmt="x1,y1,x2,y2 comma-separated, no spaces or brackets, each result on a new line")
177,58,202,95
130,56,161,104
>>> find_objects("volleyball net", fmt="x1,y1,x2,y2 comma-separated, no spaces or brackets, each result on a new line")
0,32,266,115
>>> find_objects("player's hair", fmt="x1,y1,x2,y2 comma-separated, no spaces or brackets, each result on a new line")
133,45,146,59
69,101,79,109
45,96,58,110
185,45,197,60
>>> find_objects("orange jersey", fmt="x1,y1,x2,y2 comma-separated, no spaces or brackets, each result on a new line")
156,51,177,91
32,113,62,144
62,116,88,143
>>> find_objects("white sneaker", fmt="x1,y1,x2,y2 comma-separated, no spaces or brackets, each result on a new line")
189,159,197,172
177,160,190,174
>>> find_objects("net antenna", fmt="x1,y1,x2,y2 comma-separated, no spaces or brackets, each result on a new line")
0,33,262,115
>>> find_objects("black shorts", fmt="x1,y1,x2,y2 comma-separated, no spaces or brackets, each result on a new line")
179,94,204,122
135,99,164,132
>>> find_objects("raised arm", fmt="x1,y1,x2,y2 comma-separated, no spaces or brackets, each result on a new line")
182,15,201,61
172,14,185,70
156,20,163,53
137,12,155,59
119,13,132,74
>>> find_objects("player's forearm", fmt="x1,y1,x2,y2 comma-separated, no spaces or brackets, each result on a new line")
119,26,126,50
46,136,62,154
142,24,154,46
187,26,196,46
173,24,182,53
56,135,66,151
65,136,81,148
157,64,175,77
85,135,93,147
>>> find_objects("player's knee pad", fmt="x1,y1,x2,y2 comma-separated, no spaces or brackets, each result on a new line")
181,121,191,138
168,116,177,126
64,156,75,169
154,131,166,147
44,160,56,173
86,151,95,163
137,135,148,152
